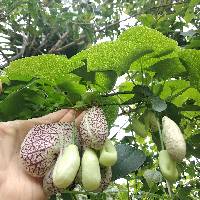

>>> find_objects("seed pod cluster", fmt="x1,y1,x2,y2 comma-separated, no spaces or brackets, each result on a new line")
80,138,117,191
20,106,117,197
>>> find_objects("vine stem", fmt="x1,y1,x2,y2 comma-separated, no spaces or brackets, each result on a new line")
166,180,173,199
157,120,164,150
157,120,172,198
127,179,131,200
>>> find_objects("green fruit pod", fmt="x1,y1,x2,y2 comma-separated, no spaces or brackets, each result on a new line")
81,148,101,191
53,144,80,188
159,150,178,182
144,110,159,132
132,118,147,138
162,116,186,161
99,139,117,167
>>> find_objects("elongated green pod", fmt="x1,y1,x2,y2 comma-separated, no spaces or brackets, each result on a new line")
162,116,186,161
159,150,178,182
53,144,80,188
82,148,101,191
144,110,159,132
132,118,147,137
99,139,117,167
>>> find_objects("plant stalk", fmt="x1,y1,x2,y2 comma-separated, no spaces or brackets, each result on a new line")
157,120,173,198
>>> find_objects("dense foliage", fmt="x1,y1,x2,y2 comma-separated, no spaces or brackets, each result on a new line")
0,0,199,200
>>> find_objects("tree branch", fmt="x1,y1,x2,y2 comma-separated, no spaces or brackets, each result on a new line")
0,49,10,64
101,91,134,97
49,32,69,53
52,35,86,53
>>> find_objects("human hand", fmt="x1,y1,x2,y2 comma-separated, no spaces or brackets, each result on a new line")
0,109,84,200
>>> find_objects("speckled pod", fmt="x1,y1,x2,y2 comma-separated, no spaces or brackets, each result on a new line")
20,122,73,177
96,167,112,192
43,166,65,196
162,116,186,161
79,106,109,150
43,165,76,196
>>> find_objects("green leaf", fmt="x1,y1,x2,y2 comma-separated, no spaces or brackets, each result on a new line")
184,0,198,23
61,193,73,200
150,58,185,80
112,144,146,181
49,195,56,200
151,97,167,112
172,88,200,107
138,14,155,27
186,36,200,49
177,186,192,200
179,49,200,90
118,81,134,92
101,96,119,129
73,41,138,75
160,80,190,100
5,54,84,83
95,70,117,92
74,26,178,75
118,26,178,53
130,50,178,71
0,79,45,121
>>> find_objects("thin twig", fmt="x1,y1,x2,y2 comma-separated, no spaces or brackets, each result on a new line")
101,91,135,97
111,120,129,139
157,120,164,150
127,179,131,200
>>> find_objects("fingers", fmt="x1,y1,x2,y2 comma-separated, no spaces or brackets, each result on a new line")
8,109,70,139
10,109,85,143
59,109,76,123
29,109,69,125
75,111,86,128
59,110,86,129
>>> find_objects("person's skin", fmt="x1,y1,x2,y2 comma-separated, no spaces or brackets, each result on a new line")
0,109,84,200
